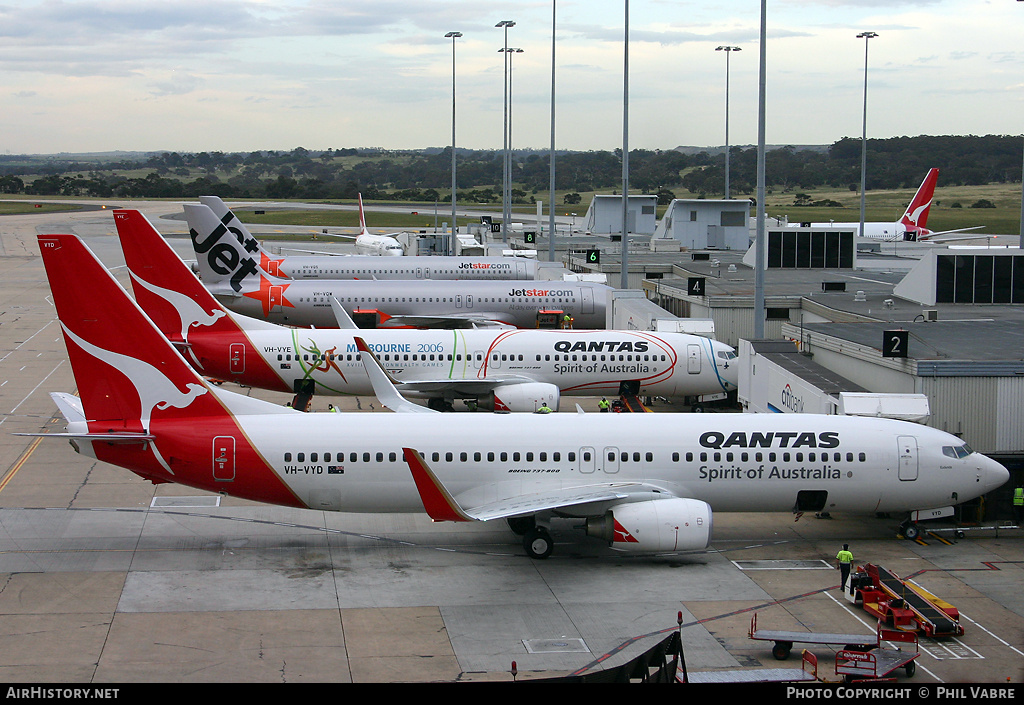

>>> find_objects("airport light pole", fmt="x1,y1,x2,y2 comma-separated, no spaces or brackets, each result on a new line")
754,0,766,339
716,46,741,200
548,0,557,262
857,31,878,241
620,0,630,290
496,20,515,243
500,46,524,238
445,31,462,256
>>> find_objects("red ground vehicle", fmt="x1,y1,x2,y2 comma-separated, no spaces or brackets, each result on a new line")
846,563,963,637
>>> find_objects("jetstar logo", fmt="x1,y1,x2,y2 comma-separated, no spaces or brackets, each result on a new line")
459,262,510,270
508,287,572,297
243,274,294,317
190,222,261,293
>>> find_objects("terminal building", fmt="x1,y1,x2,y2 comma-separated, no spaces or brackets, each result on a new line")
550,214,1024,520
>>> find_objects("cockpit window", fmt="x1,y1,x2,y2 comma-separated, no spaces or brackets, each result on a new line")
942,444,973,459
717,350,737,360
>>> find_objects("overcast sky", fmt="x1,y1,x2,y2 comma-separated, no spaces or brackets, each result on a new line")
1,0,1021,155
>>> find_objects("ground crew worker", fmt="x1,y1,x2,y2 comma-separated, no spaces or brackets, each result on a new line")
599,397,610,412
836,543,854,591
1013,486,1023,523
536,402,553,414
328,404,339,413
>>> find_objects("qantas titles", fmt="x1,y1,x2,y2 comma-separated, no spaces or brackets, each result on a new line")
699,431,841,449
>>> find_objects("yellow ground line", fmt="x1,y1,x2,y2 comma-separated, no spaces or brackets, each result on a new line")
1,435,43,493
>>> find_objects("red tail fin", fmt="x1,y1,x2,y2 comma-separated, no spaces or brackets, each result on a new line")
113,209,231,344
113,209,289,390
901,168,938,230
38,234,215,431
38,233,304,507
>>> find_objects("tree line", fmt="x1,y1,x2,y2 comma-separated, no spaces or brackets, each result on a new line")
0,135,1020,204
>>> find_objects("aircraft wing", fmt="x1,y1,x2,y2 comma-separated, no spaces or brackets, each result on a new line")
394,375,537,396
916,226,987,243
402,447,665,522
279,247,354,255
378,314,516,330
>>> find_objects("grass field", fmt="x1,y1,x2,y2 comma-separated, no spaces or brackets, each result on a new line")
2,182,1020,236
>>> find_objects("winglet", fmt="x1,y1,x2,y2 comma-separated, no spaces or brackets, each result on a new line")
330,297,359,329
354,337,437,414
358,193,368,235
402,448,473,522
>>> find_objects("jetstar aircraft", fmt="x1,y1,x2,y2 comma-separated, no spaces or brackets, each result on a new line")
184,203,609,329
786,168,985,243
113,209,737,411
28,233,1009,558
195,196,540,281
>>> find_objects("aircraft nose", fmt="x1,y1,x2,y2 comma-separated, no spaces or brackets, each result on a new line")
713,342,739,391
982,455,1010,492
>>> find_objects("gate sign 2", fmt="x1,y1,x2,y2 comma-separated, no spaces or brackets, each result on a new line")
882,330,909,358
687,277,706,296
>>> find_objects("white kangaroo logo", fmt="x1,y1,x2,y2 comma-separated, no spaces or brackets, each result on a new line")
61,322,207,427
128,270,226,369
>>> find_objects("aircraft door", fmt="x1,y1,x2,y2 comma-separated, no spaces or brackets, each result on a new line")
269,286,285,311
416,268,422,279
229,343,245,374
456,295,463,309
213,436,236,482
687,344,702,374
602,446,620,474
471,351,484,370
581,286,595,314
579,446,595,474
898,435,919,481
466,295,474,309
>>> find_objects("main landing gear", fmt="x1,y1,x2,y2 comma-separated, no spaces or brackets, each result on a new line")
507,515,554,560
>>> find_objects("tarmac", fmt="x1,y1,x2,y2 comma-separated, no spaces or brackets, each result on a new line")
0,200,1021,684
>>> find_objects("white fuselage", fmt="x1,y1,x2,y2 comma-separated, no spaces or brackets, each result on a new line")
208,397,1008,517
237,327,737,399
264,255,538,281
355,233,405,256
210,279,610,329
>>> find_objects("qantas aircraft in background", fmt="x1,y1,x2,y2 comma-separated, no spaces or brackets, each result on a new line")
29,233,1008,558
787,168,985,243
184,203,609,329
113,208,737,411
196,196,540,280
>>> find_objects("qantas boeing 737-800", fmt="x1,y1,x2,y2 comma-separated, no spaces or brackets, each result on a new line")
27,233,1009,558
114,209,738,411
195,195,541,280
787,168,984,243
185,203,609,330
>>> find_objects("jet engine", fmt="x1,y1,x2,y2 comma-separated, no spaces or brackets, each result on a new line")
585,498,712,553
477,382,560,413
